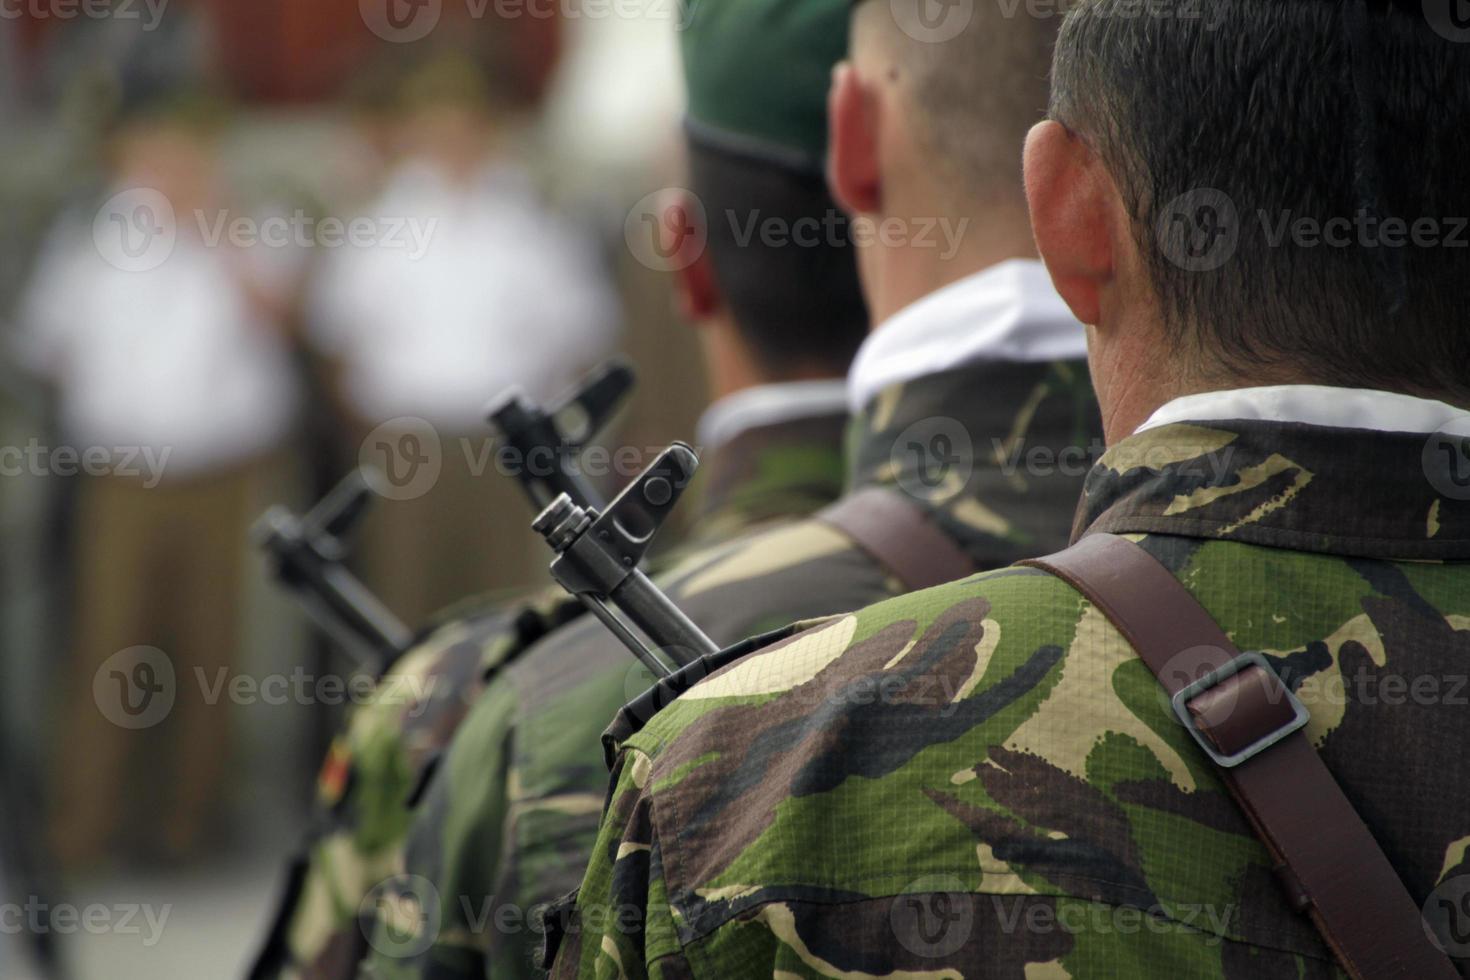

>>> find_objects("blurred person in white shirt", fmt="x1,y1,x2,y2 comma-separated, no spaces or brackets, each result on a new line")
16,86,301,870
307,52,619,623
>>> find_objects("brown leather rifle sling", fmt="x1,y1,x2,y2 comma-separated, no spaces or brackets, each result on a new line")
818,486,978,591
1021,533,1460,980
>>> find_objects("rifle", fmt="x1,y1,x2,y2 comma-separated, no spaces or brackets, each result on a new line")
255,470,412,679
244,361,639,979
253,360,638,679
532,443,719,679
485,359,635,513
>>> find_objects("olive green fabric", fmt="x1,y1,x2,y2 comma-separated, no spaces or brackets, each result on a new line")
554,416,1470,978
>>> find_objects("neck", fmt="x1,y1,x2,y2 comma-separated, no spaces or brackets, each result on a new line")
861,204,1037,328
1094,312,1369,443
701,322,765,401
1095,353,1191,445
1091,298,1240,443
702,320,841,401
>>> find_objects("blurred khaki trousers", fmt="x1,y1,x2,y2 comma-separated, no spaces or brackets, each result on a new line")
353,426,547,629
50,460,259,868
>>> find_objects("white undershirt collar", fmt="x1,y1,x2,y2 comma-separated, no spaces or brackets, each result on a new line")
695,379,849,453
846,259,1088,414
1138,385,1470,435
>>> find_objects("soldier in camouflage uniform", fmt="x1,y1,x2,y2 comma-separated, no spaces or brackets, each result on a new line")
363,0,1100,976
554,1,1470,977
248,81,871,980
253,362,859,971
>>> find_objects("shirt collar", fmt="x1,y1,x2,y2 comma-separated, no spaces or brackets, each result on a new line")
688,393,849,544
1139,385,1470,436
847,358,1100,570
845,259,1088,415
1080,417,1470,560
695,380,850,455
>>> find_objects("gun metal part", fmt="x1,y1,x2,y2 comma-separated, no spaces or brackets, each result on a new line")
486,359,636,512
254,469,413,677
532,442,719,678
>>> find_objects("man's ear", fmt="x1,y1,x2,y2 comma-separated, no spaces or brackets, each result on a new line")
664,190,720,323
827,62,882,217
1024,120,1116,328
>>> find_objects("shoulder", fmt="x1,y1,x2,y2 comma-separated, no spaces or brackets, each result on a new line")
615,538,1447,968
347,589,581,802
625,562,1095,763
671,519,864,592
349,613,504,769
608,564,1181,947
665,517,896,638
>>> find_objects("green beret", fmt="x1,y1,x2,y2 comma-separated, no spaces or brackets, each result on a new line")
681,0,851,174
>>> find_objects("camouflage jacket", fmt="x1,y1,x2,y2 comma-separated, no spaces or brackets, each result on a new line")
249,409,849,980
552,413,1470,979
364,360,1098,980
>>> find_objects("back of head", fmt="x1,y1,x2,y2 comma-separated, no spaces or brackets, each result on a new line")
854,0,1061,216
680,0,869,378
687,141,868,378
1051,0,1470,403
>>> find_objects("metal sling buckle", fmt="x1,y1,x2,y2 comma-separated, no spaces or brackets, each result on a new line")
1171,651,1311,769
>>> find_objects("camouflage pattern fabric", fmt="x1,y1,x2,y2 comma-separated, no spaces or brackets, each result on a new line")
250,596,570,980
249,412,848,980
362,359,1099,979
554,416,1470,979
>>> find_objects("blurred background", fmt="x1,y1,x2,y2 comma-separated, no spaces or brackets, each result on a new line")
0,2,706,976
